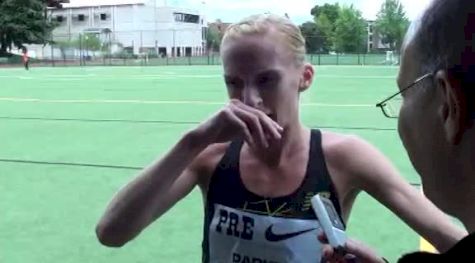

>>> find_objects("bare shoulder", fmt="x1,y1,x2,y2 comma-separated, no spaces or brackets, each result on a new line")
321,131,374,163
321,130,397,186
191,142,231,189
321,131,387,180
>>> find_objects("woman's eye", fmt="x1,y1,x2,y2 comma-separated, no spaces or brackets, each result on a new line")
258,76,274,85
225,79,243,89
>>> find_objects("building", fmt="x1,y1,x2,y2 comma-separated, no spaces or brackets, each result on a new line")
49,0,207,57
366,20,390,52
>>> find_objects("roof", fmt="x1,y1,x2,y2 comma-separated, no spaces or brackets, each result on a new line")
62,0,147,8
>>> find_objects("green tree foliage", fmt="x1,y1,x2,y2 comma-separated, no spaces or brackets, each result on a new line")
0,0,57,55
81,33,101,51
315,14,334,52
311,3,340,25
375,0,410,51
333,5,367,53
206,19,225,52
299,22,322,53
309,3,341,52
207,27,221,52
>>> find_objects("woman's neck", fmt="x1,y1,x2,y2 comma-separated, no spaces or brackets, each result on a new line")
250,122,309,166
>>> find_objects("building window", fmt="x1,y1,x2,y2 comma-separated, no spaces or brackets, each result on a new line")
56,15,64,22
369,35,373,42
174,13,183,22
202,27,207,40
369,43,373,49
100,13,107,21
78,14,85,21
174,12,200,24
368,25,373,33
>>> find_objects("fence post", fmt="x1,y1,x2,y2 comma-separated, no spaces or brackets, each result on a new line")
336,53,339,65
358,53,361,65
51,43,55,67
188,55,191,65
318,54,321,65
79,34,83,66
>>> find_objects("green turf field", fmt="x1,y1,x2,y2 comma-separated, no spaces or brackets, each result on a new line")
1,65,424,262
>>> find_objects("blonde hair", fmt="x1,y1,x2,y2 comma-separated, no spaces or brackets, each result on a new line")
222,14,307,65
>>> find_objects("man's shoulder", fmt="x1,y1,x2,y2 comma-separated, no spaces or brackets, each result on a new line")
398,251,443,263
398,233,475,263
445,232,475,258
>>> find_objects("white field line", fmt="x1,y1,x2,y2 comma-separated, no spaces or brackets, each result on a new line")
0,97,374,107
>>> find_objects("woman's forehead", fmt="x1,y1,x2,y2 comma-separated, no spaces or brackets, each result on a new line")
221,35,294,74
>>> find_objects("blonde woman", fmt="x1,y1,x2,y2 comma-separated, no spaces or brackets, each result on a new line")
95,14,465,262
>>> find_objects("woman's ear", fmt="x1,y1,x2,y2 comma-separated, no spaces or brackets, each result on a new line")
299,63,314,92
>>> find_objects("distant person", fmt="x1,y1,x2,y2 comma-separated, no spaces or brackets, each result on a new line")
320,0,475,262
95,14,465,262
22,47,29,70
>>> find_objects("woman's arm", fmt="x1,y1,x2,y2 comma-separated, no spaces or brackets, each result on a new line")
332,135,467,252
95,131,208,247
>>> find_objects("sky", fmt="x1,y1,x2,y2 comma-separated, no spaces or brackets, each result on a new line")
71,0,433,24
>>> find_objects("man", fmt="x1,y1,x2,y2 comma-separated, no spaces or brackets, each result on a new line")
321,0,475,262
22,47,29,71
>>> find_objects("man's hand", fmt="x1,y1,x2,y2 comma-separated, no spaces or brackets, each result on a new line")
319,233,387,263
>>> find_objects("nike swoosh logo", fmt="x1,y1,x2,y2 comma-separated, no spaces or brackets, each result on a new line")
265,225,317,242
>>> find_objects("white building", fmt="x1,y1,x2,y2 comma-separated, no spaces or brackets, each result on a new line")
366,20,390,52
49,0,207,57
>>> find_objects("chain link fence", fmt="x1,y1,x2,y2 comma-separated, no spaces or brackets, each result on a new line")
1,52,398,67
0,30,399,67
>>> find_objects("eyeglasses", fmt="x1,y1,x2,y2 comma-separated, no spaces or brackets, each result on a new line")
376,73,434,118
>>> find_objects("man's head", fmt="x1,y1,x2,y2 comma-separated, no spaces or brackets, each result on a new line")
398,0,475,216
220,14,314,128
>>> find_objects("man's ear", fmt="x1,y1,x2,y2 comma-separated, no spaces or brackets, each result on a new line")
299,63,314,92
436,70,469,145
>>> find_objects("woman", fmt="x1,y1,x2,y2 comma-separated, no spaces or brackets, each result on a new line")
95,14,466,262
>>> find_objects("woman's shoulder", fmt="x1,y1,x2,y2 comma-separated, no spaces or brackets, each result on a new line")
320,131,367,157
320,130,383,174
193,142,232,188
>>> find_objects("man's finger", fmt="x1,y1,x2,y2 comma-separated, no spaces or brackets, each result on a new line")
322,245,334,258
318,232,329,243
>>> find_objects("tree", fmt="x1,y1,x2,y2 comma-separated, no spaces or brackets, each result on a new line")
207,27,221,52
333,5,367,53
0,0,58,55
299,22,323,53
315,14,334,52
206,19,226,52
45,0,69,8
375,0,410,51
310,3,341,52
82,34,101,52
311,3,340,25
